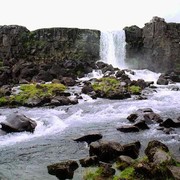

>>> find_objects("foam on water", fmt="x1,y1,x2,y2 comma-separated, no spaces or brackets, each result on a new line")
126,69,161,83
0,108,68,146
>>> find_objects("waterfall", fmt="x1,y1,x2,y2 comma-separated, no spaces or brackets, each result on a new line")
100,30,127,69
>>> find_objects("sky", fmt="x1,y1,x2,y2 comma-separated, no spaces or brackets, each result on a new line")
0,0,180,31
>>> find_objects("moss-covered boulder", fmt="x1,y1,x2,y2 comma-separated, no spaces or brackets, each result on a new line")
82,140,180,180
91,77,141,99
0,82,77,107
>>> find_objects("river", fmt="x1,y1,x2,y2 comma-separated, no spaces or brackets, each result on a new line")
0,30,179,180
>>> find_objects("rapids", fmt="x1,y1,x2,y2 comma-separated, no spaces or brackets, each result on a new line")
0,70,180,179
0,30,179,180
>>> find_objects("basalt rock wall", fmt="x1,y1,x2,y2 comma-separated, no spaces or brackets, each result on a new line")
0,25,100,85
124,17,180,72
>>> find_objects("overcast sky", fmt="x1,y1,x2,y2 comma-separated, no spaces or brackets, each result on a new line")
0,0,180,31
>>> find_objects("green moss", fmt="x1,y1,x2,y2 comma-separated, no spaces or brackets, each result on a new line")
128,85,141,94
20,83,65,96
83,167,103,180
10,83,66,105
113,167,135,180
0,97,8,106
116,161,129,170
92,77,120,95
172,158,180,167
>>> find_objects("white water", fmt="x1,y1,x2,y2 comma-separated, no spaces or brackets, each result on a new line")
100,30,127,69
0,30,180,180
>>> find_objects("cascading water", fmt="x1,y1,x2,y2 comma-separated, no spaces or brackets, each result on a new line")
100,30,127,69
0,30,180,180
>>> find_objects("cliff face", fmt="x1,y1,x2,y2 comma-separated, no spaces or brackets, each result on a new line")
124,17,180,72
0,25,100,84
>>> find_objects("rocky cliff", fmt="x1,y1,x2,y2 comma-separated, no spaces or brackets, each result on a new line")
124,17,180,72
0,25,100,85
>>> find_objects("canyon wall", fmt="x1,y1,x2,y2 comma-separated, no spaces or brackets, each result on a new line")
0,25,100,85
124,17,180,72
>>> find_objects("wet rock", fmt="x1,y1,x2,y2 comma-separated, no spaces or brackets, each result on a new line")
47,160,79,180
127,113,138,122
134,120,149,130
157,77,169,85
117,125,140,133
160,118,180,128
0,112,37,133
116,155,134,170
73,133,102,144
24,97,44,107
145,140,169,162
89,141,124,162
123,141,141,159
0,129,7,136
163,127,174,134
143,112,163,124
79,156,99,167
98,162,116,178
134,162,152,179
61,77,76,86
89,140,140,162
115,70,125,78
127,108,163,125
167,166,180,180
81,83,94,94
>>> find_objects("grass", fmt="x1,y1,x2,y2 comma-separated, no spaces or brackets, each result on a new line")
113,167,135,180
0,97,8,106
83,167,103,180
0,83,66,106
128,85,141,94
92,77,120,95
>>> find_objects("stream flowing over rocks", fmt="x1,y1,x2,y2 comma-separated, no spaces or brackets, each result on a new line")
0,67,179,179
0,17,180,180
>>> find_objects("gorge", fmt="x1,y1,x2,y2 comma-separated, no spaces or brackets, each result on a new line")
0,17,179,180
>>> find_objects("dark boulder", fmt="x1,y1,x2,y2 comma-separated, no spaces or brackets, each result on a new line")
47,160,79,180
117,125,140,133
79,156,99,167
145,140,169,162
127,113,138,122
116,155,134,170
89,141,124,162
98,162,116,178
134,120,149,130
73,133,102,144
160,118,180,128
89,140,140,162
123,141,141,159
0,112,37,133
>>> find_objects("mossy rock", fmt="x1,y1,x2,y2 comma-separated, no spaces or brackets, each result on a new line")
114,167,135,180
128,85,141,95
83,167,104,180
92,77,141,99
0,83,66,107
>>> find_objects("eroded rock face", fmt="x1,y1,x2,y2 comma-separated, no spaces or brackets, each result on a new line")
124,16,180,72
0,25,100,85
